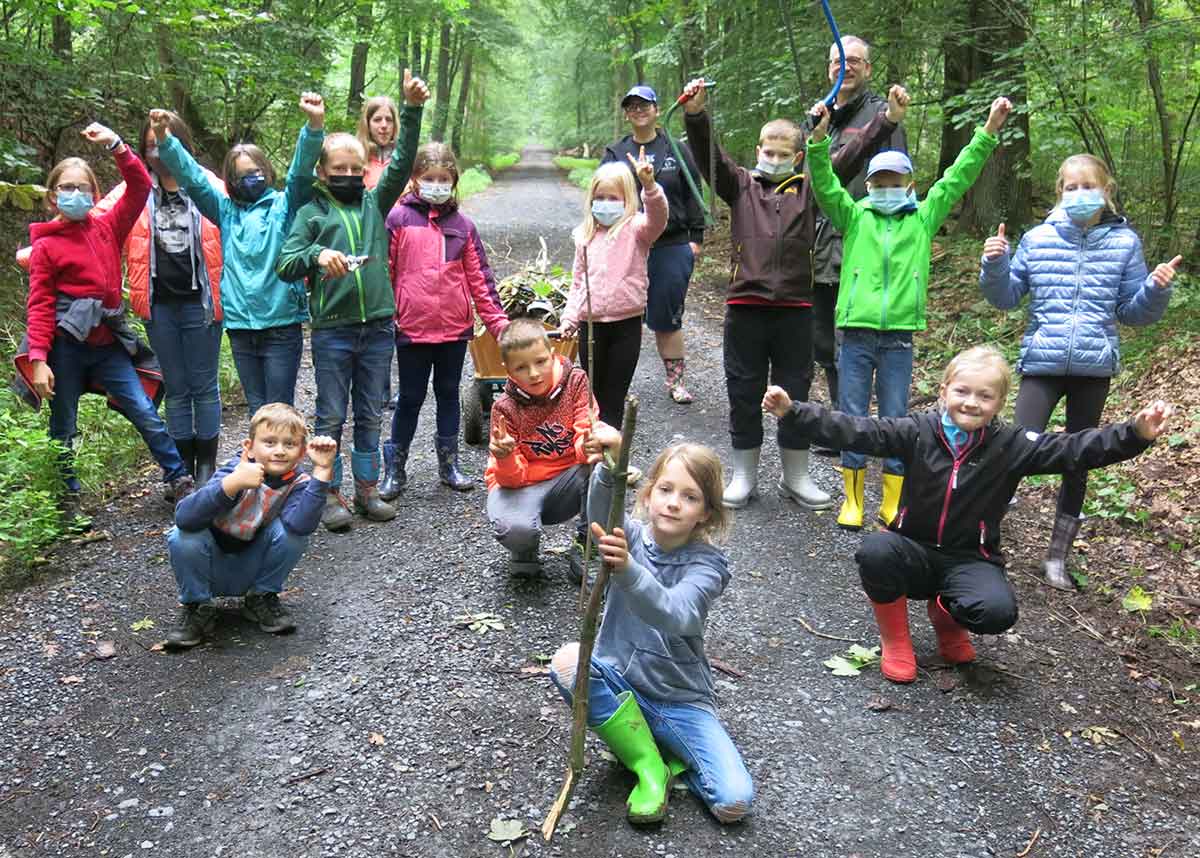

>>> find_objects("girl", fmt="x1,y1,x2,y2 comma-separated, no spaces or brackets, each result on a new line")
356,95,400,190
548,443,753,825
380,142,509,496
557,154,667,428
151,93,327,416
24,122,189,506
763,346,1174,684
979,154,1179,588
278,70,429,532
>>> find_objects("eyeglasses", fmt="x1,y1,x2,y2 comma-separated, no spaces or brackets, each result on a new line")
830,56,868,68
55,183,93,193
624,102,656,114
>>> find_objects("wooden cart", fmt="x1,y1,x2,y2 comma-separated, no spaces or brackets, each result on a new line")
461,323,579,446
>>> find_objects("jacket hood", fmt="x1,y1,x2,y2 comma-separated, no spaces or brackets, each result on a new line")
637,525,731,591
503,353,575,405
1046,206,1128,241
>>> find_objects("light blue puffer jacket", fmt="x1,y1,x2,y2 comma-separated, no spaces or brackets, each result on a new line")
979,208,1171,377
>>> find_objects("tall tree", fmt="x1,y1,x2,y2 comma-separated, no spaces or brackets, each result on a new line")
450,45,474,155
348,3,374,117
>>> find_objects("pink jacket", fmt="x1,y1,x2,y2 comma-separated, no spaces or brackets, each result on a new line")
563,182,667,326
386,194,508,344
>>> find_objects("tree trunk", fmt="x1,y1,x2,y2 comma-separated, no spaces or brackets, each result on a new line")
935,24,973,181
411,28,422,77
430,21,455,142
396,27,409,99
1132,0,1176,254
347,6,373,118
51,14,71,59
154,25,228,164
450,47,473,156
421,23,435,80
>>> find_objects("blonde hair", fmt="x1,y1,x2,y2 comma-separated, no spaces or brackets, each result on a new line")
759,118,803,152
320,133,366,168
575,162,638,245
635,443,731,545
940,345,1012,403
1055,153,1117,213
44,157,98,211
499,317,551,360
249,403,308,443
356,95,399,159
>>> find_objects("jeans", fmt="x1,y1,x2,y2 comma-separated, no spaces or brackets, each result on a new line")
227,324,304,416
486,465,588,554
145,300,222,440
391,340,469,447
838,328,913,474
549,654,754,822
311,319,394,461
46,336,187,482
168,520,308,604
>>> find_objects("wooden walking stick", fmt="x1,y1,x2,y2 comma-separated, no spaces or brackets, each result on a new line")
577,243,598,610
542,395,638,842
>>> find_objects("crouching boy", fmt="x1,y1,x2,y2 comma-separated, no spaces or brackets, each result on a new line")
165,403,336,648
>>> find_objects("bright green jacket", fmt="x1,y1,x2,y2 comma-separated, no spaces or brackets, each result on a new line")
808,127,998,331
277,104,422,329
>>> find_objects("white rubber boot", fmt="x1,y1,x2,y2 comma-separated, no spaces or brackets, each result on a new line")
722,448,760,509
778,448,834,510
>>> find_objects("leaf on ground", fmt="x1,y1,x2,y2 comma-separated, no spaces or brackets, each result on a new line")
130,618,155,632
865,695,893,712
519,665,548,675
485,817,529,844
1081,725,1121,746
369,732,386,746
823,645,880,677
43,642,61,658
1060,701,1078,715
59,675,84,684
95,640,116,660
1121,586,1152,613
454,612,506,634
823,655,863,676
747,569,763,579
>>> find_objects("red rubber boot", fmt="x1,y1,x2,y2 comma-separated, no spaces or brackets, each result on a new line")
870,597,917,683
926,595,976,664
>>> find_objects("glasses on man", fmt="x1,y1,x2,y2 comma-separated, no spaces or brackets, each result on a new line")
831,56,868,68
55,183,93,193
624,101,656,114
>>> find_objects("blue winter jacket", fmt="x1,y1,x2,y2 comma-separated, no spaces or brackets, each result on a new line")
979,208,1171,377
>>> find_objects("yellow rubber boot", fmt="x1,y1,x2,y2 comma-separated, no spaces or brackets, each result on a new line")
837,468,865,530
878,473,904,526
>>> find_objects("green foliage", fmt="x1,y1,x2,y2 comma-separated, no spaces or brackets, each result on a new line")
1083,469,1142,523
553,156,598,190
487,152,520,171
457,165,493,200
0,395,75,571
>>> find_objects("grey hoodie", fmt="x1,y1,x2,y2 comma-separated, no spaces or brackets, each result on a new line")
588,467,732,714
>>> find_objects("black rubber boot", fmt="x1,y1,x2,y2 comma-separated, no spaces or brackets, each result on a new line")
436,435,474,491
1043,513,1082,590
167,438,196,502
379,441,409,501
193,435,219,487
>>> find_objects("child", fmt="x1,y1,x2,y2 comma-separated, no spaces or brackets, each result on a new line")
151,93,327,415
547,443,753,825
356,95,400,190
807,95,1010,529
23,122,190,506
979,155,1179,588
166,403,336,649
484,318,607,578
762,346,1174,683
277,69,429,532
381,141,509,496
681,78,907,511
556,150,667,429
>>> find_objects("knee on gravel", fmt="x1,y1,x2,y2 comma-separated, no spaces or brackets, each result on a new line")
549,642,579,687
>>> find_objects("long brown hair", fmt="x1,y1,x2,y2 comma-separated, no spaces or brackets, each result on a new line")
356,96,399,159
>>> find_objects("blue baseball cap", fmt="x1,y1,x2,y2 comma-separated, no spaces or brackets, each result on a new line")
621,85,658,107
866,150,914,178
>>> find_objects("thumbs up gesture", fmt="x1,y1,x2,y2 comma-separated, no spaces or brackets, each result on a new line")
224,445,266,497
983,223,1009,260
489,414,516,459
402,68,430,107
1150,254,1182,289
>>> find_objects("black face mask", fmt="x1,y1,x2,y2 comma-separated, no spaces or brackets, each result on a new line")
327,174,365,205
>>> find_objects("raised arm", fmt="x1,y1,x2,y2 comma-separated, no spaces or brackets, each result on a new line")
375,72,429,214
155,132,224,225
979,226,1032,310
682,108,744,206
1014,420,1152,476
806,135,859,234
284,92,327,215
633,181,668,248
780,400,919,462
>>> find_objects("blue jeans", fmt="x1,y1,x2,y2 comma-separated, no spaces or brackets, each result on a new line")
838,328,913,475
168,521,308,604
227,324,303,416
145,300,222,440
311,319,393,462
46,336,187,482
391,340,469,447
550,655,754,822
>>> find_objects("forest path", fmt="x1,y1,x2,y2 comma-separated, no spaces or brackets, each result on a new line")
0,150,1196,858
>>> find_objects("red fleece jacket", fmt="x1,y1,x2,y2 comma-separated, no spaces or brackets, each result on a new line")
26,146,151,361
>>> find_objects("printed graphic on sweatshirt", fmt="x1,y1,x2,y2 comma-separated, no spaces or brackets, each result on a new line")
522,422,575,457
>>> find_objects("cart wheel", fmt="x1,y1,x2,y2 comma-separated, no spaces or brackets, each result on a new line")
462,380,485,446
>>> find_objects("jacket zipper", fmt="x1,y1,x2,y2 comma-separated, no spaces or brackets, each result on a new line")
896,506,907,529
1067,232,1084,375
978,521,990,559
332,203,366,322
845,269,860,318
935,426,985,547
881,219,892,328
774,197,783,285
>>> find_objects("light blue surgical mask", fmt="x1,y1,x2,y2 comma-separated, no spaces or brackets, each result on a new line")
56,189,94,221
1061,188,1105,222
754,158,793,181
591,199,625,227
418,180,453,205
868,186,916,215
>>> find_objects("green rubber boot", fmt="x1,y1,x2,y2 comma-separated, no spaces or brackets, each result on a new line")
593,691,672,824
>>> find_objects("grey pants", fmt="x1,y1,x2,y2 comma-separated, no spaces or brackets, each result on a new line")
487,465,588,555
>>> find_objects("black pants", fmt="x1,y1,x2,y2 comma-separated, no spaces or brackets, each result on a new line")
856,531,1018,635
578,315,642,427
812,281,839,403
723,304,813,450
1013,374,1111,518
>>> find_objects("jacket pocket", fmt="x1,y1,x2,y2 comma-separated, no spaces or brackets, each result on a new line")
843,269,861,320
626,644,705,699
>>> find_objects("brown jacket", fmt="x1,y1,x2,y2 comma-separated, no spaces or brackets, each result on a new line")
684,108,898,305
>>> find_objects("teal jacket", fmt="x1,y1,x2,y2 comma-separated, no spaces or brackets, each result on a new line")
808,127,998,331
277,105,422,329
158,124,325,330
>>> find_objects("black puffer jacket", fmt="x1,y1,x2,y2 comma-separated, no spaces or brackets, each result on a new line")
782,404,1151,564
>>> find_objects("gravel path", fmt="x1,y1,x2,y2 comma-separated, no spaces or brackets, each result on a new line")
1,147,1197,857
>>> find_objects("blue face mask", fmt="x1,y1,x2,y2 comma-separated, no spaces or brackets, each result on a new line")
56,189,94,222
237,173,268,202
941,409,967,452
868,186,916,215
1061,188,1105,222
591,199,625,227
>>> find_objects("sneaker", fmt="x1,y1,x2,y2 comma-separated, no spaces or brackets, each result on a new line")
241,592,296,634
165,602,218,649
566,538,595,587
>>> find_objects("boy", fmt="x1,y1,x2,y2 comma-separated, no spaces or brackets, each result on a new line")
165,403,336,649
806,95,1011,529
485,318,619,578
681,78,908,511
276,69,429,533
